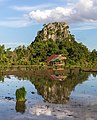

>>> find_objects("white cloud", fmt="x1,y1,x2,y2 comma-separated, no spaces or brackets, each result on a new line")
71,22,97,30
11,4,55,12
28,0,97,29
74,0,97,22
0,15,34,28
3,0,97,30
0,19,32,28
29,7,73,23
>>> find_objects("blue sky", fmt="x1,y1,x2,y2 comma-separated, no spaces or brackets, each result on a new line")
0,0,97,50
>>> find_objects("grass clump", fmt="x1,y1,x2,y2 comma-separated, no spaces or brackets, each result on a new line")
16,87,26,102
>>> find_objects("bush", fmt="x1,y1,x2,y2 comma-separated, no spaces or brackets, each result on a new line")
16,87,26,102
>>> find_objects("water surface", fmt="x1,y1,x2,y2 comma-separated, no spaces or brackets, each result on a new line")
0,70,97,119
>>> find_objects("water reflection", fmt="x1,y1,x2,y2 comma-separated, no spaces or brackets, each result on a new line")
15,101,26,113
11,70,90,104
31,71,90,104
0,70,93,105
92,72,97,78
0,70,97,120
0,75,5,82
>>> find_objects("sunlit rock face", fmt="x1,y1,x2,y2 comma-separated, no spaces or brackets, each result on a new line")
35,22,70,42
34,79,70,104
41,84,70,104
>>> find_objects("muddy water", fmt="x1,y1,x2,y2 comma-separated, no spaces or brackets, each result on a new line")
0,71,97,120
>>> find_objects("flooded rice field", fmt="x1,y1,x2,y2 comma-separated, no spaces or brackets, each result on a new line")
0,70,97,120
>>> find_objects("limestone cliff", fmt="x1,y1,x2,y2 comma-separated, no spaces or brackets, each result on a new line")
35,22,70,42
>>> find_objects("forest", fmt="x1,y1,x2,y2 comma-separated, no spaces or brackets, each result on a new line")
0,34,97,68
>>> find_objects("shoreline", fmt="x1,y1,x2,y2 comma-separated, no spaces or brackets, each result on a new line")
81,68,97,72
0,65,97,70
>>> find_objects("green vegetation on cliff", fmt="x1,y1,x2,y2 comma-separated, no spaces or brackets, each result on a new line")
0,22,97,68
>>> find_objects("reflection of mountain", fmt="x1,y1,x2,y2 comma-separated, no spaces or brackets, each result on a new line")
30,71,90,104
0,70,91,104
38,82,69,104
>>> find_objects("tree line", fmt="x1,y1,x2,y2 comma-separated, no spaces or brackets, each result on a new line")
0,34,97,68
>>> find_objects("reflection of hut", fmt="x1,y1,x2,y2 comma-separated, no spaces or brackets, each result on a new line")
49,74,67,81
47,54,66,68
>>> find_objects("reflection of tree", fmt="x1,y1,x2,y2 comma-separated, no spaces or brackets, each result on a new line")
30,71,90,104
0,75,5,82
1,70,91,104
92,72,97,78
15,87,26,113
0,75,11,82
6,75,11,79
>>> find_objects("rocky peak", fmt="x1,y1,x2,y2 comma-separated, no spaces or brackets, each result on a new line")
35,22,70,42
